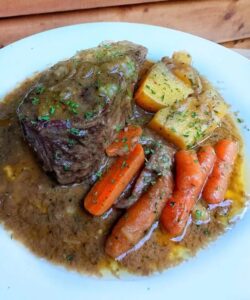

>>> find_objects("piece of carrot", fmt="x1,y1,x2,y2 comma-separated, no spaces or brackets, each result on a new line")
174,150,203,191
105,173,173,258
106,125,143,157
160,147,215,236
84,144,145,216
197,145,216,181
160,150,202,236
202,139,238,204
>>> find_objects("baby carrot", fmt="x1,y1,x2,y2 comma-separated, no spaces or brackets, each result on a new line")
174,150,203,192
202,139,238,204
160,150,202,236
84,144,145,216
105,173,173,258
161,147,215,236
197,145,216,181
106,125,143,157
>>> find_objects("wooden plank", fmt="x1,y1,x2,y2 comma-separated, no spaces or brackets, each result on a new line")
221,38,250,49
0,0,249,47
0,0,166,18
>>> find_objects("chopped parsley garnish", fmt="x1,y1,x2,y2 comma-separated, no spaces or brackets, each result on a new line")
71,108,78,115
115,124,123,132
95,170,102,179
35,85,45,94
61,99,79,115
63,163,70,171
49,106,56,115
69,128,80,135
67,139,76,147
64,100,79,108
122,137,128,143
145,148,155,155
67,101,79,115
121,160,128,169
66,254,74,262
38,115,50,121
191,112,197,118
237,118,244,124
32,97,40,105
84,111,94,120
195,209,202,219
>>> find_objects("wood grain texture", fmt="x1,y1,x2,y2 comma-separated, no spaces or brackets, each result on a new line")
222,38,250,49
0,0,166,17
0,0,249,47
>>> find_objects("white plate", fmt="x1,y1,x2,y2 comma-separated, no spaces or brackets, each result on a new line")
0,22,250,300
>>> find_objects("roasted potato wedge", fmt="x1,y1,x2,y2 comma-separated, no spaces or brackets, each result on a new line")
135,62,193,112
148,80,228,149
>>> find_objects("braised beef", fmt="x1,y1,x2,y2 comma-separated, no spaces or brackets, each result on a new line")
17,41,147,184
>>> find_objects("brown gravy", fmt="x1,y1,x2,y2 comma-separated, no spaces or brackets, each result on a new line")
0,77,246,276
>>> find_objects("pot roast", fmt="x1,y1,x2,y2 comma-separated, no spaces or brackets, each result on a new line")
17,41,147,184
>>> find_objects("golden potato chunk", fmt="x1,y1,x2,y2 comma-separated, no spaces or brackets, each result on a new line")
172,51,192,65
149,81,228,149
135,62,193,112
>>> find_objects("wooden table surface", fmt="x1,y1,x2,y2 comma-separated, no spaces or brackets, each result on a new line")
0,0,249,59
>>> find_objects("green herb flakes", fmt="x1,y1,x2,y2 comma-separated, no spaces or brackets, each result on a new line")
121,160,128,169
63,163,70,171
145,148,155,155
95,170,102,179
68,139,76,147
32,97,40,105
49,106,56,115
38,115,50,121
35,85,45,94
195,209,202,219
69,128,80,135
66,254,74,262
84,111,95,120
115,124,123,132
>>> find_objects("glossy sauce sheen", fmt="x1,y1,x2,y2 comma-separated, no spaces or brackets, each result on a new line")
0,76,246,276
